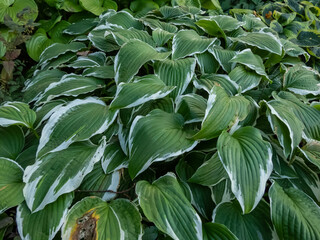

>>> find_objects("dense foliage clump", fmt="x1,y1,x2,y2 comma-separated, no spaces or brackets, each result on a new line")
1,0,320,239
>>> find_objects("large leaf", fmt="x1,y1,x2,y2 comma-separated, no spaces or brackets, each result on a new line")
266,99,304,158
217,127,273,213
229,49,268,79
229,66,262,92
194,74,238,95
0,126,24,159
110,27,156,47
193,85,250,140
79,0,117,15
62,197,142,240
176,93,207,123
213,200,274,240
0,157,24,214
23,139,106,212
172,30,218,59
269,181,320,240
203,223,239,240
154,58,196,99
35,74,105,105
36,97,117,158
16,194,73,240
230,32,282,55
101,141,128,174
300,140,320,170
209,48,238,73
128,109,197,178
114,39,170,84
136,173,202,240
68,52,106,69
0,102,36,128
26,28,53,62
283,64,320,95
0,0,38,24
110,75,175,110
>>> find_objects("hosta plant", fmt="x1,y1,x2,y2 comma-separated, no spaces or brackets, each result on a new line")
1,1,320,240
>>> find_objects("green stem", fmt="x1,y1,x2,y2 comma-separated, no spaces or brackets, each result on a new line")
30,128,40,139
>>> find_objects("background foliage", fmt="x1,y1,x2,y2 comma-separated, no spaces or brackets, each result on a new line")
1,0,320,239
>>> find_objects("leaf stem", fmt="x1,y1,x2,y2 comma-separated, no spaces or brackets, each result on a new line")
30,128,40,139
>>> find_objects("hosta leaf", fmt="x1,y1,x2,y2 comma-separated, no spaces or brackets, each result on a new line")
209,48,238,73
283,64,320,95
88,25,120,52
79,163,120,201
173,0,201,8
213,200,273,240
128,109,197,178
277,91,320,140
0,158,24,214
189,153,228,186
103,10,143,30
0,102,36,128
266,100,304,158
79,0,117,15
16,194,73,240
154,58,196,99
194,74,238,95
217,127,273,213
38,42,86,66
193,85,250,140
176,93,207,123
110,27,156,47
281,39,310,61
110,75,175,110
195,51,220,74
230,32,282,55
300,140,320,170
152,28,174,46
292,29,320,47
63,18,98,35
101,141,128,174
0,0,38,24
114,39,170,84
212,179,234,205
36,97,117,158
269,181,320,240
136,173,202,240
68,52,106,68
83,65,115,79
62,197,142,240
172,30,218,59
196,19,226,38
229,66,262,92
41,52,77,70
203,223,239,240
24,140,106,212
35,74,105,105
230,49,268,79
0,126,24,159
143,18,178,33
210,15,243,32
34,100,66,129
23,69,65,103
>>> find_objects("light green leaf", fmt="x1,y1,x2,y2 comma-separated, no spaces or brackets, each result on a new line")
35,74,105,105
62,197,142,240
172,30,218,59
0,158,24,214
136,173,202,240
230,49,268,79
114,39,170,84
38,42,86,66
79,0,117,15
0,102,36,128
16,194,73,240
213,200,273,240
266,99,304,158
217,127,273,213
24,139,106,212
0,0,38,24
269,181,320,240
176,93,207,123
128,110,197,178
26,29,54,62
283,64,320,95
0,126,24,159
154,58,196,99
23,69,65,103
203,222,239,240
229,66,262,92
189,153,228,186
36,97,117,158
193,85,249,140
231,32,282,55
101,141,128,174
110,75,175,110
172,0,200,8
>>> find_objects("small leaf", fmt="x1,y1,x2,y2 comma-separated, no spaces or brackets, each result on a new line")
203,222,239,240
0,102,36,128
